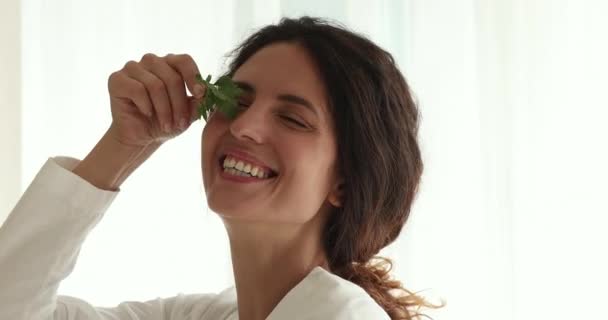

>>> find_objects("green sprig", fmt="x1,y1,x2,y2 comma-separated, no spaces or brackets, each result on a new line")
195,73,243,121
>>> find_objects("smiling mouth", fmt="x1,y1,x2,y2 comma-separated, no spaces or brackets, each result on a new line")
218,155,279,179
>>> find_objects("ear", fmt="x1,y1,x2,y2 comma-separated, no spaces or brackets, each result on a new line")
327,179,345,208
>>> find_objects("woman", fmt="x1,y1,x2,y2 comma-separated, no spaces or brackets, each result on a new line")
0,17,440,319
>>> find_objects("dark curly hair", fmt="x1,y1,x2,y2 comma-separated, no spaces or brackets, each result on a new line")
224,16,444,319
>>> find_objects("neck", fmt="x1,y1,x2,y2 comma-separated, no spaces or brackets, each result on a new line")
224,214,329,320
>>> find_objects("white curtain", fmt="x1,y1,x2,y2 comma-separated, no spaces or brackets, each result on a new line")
13,0,608,319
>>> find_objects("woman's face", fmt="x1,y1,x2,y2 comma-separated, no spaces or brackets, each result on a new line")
201,42,342,224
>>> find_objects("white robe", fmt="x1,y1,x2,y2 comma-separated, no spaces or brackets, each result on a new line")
0,157,390,320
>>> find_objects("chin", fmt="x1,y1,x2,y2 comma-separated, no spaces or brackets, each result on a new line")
206,195,262,222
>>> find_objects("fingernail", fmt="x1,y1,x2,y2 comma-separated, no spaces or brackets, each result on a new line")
163,123,171,133
194,84,205,98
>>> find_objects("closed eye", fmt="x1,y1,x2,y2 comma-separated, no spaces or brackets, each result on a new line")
280,115,306,128
234,102,308,128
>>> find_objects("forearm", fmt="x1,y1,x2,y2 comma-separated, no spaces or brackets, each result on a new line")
0,157,119,320
72,126,161,191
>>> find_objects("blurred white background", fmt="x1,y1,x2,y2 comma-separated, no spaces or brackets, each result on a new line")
2,0,608,319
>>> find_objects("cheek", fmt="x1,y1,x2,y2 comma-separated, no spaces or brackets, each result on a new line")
278,159,335,222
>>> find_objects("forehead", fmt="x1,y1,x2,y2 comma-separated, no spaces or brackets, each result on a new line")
232,42,330,116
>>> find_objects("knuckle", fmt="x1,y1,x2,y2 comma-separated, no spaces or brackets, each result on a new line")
176,53,192,62
108,71,119,84
123,60,138,70
141,53,158,64
174,54,194,73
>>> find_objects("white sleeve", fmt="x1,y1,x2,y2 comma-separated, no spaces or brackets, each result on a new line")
0,157,216,320
54,293,217,320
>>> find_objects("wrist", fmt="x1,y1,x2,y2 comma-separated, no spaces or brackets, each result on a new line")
72,127,161,191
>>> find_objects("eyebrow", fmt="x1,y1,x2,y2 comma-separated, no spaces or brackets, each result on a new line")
234,80,319,117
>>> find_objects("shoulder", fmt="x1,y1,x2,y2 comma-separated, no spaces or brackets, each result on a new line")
267,267,391,320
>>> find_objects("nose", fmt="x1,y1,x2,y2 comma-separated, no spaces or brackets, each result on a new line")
228,103,267,144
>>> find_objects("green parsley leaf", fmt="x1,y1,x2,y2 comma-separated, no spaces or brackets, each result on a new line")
195,73,243,121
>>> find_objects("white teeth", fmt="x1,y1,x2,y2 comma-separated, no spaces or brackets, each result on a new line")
221,156,275,179
223,166,268,179
235,161,244,171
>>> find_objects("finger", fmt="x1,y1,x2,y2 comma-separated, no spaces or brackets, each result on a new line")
108,70,154,118
188,96,201,123
165,53,206,99
142,54,190,130
125,58,173,132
